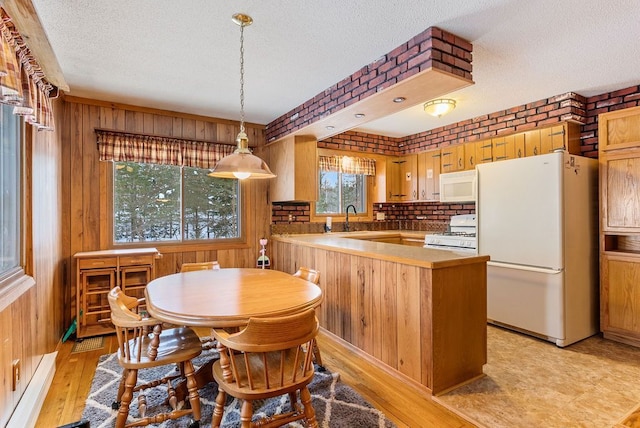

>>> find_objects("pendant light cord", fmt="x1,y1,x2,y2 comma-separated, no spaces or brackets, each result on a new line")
239,22,246,134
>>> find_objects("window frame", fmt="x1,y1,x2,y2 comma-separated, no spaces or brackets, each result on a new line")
0,105,30,298
310,149,379,224
108,162,252,252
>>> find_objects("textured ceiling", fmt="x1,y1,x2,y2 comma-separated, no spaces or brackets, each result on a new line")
30,0,640,138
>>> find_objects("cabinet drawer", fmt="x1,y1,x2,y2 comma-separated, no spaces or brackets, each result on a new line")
78,257,118,269
120,255,155,266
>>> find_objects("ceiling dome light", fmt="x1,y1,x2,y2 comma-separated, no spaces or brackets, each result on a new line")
423,99,456,117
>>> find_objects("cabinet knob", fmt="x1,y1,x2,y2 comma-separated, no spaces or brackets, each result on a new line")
518,148,522,158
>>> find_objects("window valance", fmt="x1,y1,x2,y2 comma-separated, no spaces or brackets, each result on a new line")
318,155,376,176
0,8,56,130
96,129,236,170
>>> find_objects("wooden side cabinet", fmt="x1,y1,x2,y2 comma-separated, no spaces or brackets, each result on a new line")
599,105,640,347
74,248,160,338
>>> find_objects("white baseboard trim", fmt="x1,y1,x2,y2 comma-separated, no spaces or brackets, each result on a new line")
7,351,57,428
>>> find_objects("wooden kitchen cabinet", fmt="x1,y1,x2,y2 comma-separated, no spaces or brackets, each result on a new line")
599,105,640,347
540,123,581,154
74,248,160,338
601,254,640,346
524,129,541,157
417,149,441,201
386,155,417,201
464,142,477,169
525,123,581,157
440,145,465,172
269,135,318,202
464,139,492,170
493,133,525,161
474,139,493,167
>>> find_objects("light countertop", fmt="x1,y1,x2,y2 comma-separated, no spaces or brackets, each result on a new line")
272,230,489,269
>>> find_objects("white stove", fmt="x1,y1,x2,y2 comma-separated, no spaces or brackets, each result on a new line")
424,214,477,253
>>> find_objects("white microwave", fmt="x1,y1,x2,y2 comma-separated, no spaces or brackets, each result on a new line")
439,169,477,203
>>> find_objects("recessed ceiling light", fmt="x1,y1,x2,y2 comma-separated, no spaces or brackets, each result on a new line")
354,113,365,119
326,125,335,130
393,97,406,103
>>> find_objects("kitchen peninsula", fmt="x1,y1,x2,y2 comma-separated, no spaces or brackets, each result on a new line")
272,231,489,395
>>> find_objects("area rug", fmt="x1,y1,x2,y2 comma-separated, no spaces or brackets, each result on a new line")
435,325,640,428
82,348,396,427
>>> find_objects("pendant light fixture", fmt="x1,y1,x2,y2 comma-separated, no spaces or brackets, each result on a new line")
208,13,275,180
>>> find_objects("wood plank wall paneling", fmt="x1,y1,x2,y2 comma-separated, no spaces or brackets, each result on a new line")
0,97,65,425
273,239,487,394
61,97,271,323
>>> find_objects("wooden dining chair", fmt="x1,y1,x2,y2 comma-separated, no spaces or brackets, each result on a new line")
108,287,202,428
293,267,323,366
180,260,221,272
211,308,320,428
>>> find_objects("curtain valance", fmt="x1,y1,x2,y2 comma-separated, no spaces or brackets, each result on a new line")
0,8,56,130
318,155,376,176
96,129,236,170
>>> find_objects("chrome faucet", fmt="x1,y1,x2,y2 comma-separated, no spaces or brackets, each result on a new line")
345,204,357,232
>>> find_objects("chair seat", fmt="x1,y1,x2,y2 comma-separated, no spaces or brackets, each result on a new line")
117,326,203,370
212,349,315,400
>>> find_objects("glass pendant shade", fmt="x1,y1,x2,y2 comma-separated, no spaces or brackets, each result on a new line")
208,131,275,179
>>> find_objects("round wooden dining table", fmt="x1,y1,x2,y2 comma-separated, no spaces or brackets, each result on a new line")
144,267,323,328
144,268,323,402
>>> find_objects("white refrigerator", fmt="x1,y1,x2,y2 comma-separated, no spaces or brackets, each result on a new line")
477,151,598,347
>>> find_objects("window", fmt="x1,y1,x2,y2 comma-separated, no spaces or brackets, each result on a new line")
113,162,240,243
314,154,375,217
0,104,21,279
316,170,367,214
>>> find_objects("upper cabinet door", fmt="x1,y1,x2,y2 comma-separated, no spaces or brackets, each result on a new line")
475,140,493,166
601,150,640,232
492,133,525,161
418,149,441,201
269,135,318,202
441,145,465,172
599,105,640,153
524,129,541,157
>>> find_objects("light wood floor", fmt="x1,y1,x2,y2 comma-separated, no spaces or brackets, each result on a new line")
36,328,473,428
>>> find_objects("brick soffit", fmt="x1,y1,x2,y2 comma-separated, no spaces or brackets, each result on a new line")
265,26,474,143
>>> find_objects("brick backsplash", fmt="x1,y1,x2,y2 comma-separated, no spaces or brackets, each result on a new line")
271,201,473,235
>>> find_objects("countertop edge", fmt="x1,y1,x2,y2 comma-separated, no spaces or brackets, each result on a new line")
272,232,489,269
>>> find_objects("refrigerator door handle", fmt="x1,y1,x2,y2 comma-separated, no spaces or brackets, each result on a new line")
488,261,563,275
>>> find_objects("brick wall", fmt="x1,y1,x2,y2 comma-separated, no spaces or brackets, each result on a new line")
265,27,472,143
401,92,586,153
271,84,640,228
318,130,401,155
580,85,640,157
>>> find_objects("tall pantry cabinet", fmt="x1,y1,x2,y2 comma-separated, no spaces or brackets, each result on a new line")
599,105,640,347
